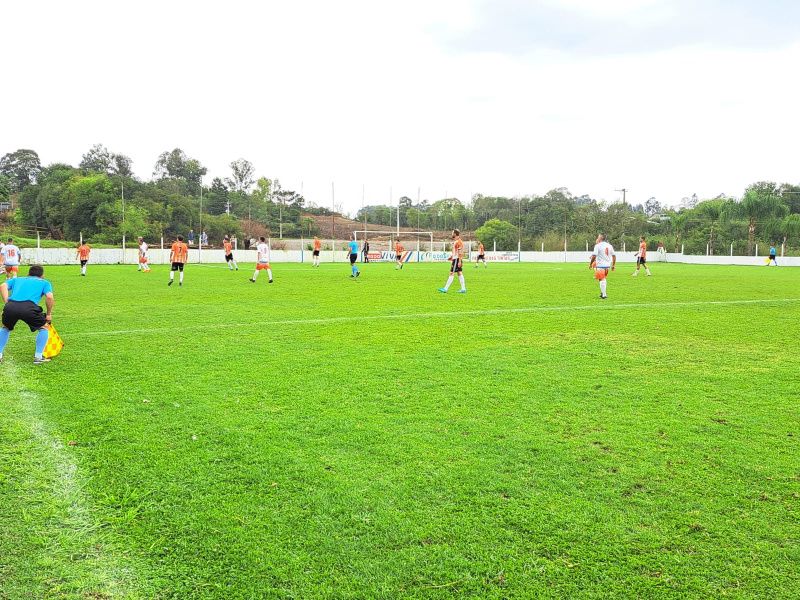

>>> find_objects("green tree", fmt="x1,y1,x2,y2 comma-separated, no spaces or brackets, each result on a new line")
153,148,207,195
738,182,788,254
475,219,518,250
0,149,42,192
0,175,9,205
226,159,255,194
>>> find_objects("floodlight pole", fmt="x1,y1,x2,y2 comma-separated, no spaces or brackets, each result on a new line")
198,181,203,264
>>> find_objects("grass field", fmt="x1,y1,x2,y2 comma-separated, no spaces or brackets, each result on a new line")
1,261,798,599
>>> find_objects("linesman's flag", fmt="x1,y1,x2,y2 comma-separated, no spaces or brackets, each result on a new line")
43,324,64,359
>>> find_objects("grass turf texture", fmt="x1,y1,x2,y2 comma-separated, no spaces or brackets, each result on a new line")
1,262,798,599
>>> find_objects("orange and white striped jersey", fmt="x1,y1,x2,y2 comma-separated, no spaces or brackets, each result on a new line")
313,238,321,251
395,242,404,254
171,241,189,263
639,241,647,258
223,241,233,254
77,244,91,260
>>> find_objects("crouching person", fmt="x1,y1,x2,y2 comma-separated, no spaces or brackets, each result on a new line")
0,265,55,365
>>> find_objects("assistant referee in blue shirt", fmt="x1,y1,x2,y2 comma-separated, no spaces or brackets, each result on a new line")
0,264,55,365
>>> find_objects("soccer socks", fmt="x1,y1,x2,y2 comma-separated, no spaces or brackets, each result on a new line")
646,268,652,276
599,280,607,297
267,268,273,282
35,328,49,359
444,275,454,291
252,270,259,281
179,272,184,284
0,328,9,355
351,265,359,277
458,274,466,291
232,261,238,270
81,265,87,275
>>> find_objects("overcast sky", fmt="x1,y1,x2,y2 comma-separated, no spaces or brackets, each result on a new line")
3,0,799,215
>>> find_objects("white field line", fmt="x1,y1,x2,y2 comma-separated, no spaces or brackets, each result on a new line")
9,363,135,597
65,297,800,339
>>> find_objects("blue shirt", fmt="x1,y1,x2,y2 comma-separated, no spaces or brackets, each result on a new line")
770,247,776,255
348,241,358,255
7,277,53,303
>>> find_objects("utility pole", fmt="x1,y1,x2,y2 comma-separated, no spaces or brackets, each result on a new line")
615,188,629,204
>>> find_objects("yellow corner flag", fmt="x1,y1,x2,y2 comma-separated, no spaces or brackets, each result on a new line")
43,324,64,359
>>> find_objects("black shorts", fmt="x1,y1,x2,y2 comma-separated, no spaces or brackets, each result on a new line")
477,254,485,261
349,253,358,265
450,258,463,273
171,262,185,271
770,254,777,260
637,256,646,265
225,253,234,262
312,250,320,257
80,260,88,266
2,300,46,332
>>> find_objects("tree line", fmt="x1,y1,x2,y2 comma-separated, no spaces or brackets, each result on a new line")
357,184,800,254
0,146,315,244
2,146,799,254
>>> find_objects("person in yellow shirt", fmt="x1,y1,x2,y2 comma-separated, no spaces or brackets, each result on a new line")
438,229,466,294
76,243,91,277
169,235,189,286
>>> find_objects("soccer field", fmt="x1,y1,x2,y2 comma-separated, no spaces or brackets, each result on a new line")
1,262,798,599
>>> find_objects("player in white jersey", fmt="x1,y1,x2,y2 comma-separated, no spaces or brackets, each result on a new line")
589,233,616,300
250,236,273,284
137,237,151,272
1,238,21,279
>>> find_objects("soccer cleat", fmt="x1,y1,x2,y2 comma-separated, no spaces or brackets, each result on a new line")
250,279,256,283
168,280,173,286
457,289,466,294
179,283,182,287
33,357,51,365
356,271,360,278
438,288,447,293
269,279,273,284
600,295,607,300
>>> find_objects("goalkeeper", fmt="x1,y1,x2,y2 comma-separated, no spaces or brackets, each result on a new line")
0,265,55,365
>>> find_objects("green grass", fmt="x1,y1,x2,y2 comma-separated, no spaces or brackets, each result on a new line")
1,261,798,599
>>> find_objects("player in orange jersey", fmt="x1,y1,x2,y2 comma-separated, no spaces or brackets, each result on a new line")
168,235,189,286
438,229,466,294
475,241,487,268
312,236,321,267
76,242,91,276
250,236,273,283
632,236,652,277
395,240,405,269
223,236,238,271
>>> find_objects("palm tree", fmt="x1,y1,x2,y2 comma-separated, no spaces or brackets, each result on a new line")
738,187,787,255
780,214,800,255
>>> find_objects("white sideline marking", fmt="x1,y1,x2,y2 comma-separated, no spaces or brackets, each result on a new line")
66,297,800,339
8,363,135,596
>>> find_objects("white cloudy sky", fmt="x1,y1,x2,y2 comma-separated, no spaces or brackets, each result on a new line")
3,0,799,214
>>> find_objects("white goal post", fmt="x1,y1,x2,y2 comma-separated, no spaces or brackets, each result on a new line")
352,230,434,261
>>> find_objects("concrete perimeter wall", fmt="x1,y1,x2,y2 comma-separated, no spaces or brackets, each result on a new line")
18,247,800,267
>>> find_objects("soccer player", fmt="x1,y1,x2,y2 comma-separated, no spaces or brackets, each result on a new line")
168,235,188,286
656,241,667,261
395,239,405,269
768,244,778,266
590,233,616,299
362,239,370,263
2,238,21,279
475,241,487,268
137,237,151,272
223,236,239,270
632,236,652,277
76,242,91,276
312,236,321,267
438,229,466,293
0,264,55,365
250,236,273,283
347,235,360,278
